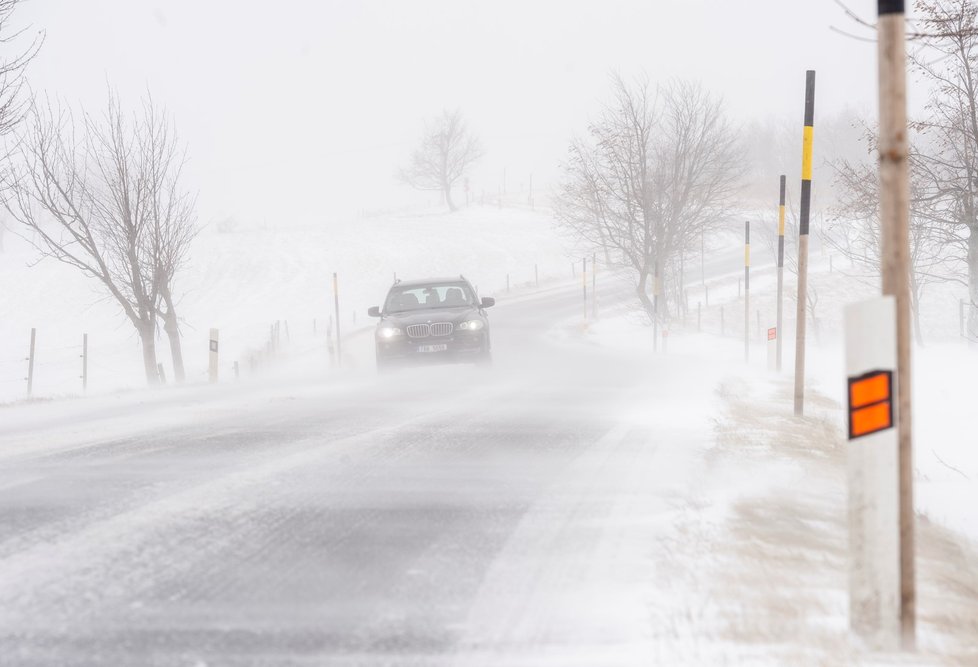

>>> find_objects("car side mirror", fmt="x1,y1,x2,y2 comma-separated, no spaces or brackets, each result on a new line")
480,297,495,308
367,306,381,318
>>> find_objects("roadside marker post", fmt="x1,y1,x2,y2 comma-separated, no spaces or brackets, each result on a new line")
767,327,777,371
591,252,597,320
26,327,35,398
877,0,915,644
81,333,88,392
777,175,786,371
794,70,816,416
209,328,219,383
744,220,750,362
333,272,342,366
845,296,901,650
327,317,335,365
582,257,587,324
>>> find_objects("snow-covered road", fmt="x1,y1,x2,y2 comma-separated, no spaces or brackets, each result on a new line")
1,279,975,666
0,279,726,665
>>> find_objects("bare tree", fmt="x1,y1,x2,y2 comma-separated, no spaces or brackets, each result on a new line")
0,0,41,138
828,131,958,343
399,109,483,211
910,0,978,340
3,93,196,384
555,75,741,331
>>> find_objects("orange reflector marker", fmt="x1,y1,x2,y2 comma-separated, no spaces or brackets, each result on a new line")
768,327,777,341
848,370,894,439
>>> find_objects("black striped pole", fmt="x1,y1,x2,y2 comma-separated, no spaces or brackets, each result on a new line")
777,175,786,371
794,70,815,416
744,220,750,361
878,0,914,646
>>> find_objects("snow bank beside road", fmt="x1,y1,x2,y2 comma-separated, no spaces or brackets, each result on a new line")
572,309,978,664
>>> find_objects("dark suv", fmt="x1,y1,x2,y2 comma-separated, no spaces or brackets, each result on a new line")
368,277,494,369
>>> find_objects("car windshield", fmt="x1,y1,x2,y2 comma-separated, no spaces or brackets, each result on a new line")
385,282,475,313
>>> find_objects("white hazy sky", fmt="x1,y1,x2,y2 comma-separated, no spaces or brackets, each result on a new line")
16,0,894,225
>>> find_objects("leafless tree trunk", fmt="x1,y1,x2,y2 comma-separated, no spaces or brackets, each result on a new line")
143,96,197,383
399,109,483,212
3,92,195,385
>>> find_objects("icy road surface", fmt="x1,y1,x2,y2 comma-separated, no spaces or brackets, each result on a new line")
0,279,818,665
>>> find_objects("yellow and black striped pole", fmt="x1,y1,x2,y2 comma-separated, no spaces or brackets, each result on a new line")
776,175,786,371
794,70,815,416
744,220,750,362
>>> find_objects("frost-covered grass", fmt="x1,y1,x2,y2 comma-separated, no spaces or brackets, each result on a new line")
0,205,574,403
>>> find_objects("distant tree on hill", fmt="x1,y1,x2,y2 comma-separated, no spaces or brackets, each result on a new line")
3,92,196,385
399,109,483,212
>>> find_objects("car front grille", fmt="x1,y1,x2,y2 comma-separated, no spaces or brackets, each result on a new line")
430,322,453,336
406,324,429,338
406,323,454,338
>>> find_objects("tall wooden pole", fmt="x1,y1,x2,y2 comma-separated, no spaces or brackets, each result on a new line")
794,70,816,416
877,0,914,646
744,220,750,361
777,175,786,371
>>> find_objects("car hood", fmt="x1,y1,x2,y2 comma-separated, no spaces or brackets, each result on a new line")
381,306,480,326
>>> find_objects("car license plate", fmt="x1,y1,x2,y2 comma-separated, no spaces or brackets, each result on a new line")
418,344,447,353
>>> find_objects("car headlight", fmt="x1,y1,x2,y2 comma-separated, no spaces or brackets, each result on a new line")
459,320,484,331
377,326,403,339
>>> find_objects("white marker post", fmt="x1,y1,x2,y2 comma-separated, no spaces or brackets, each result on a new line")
767,327,777,371
845,296,900,650
209,328,219,384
